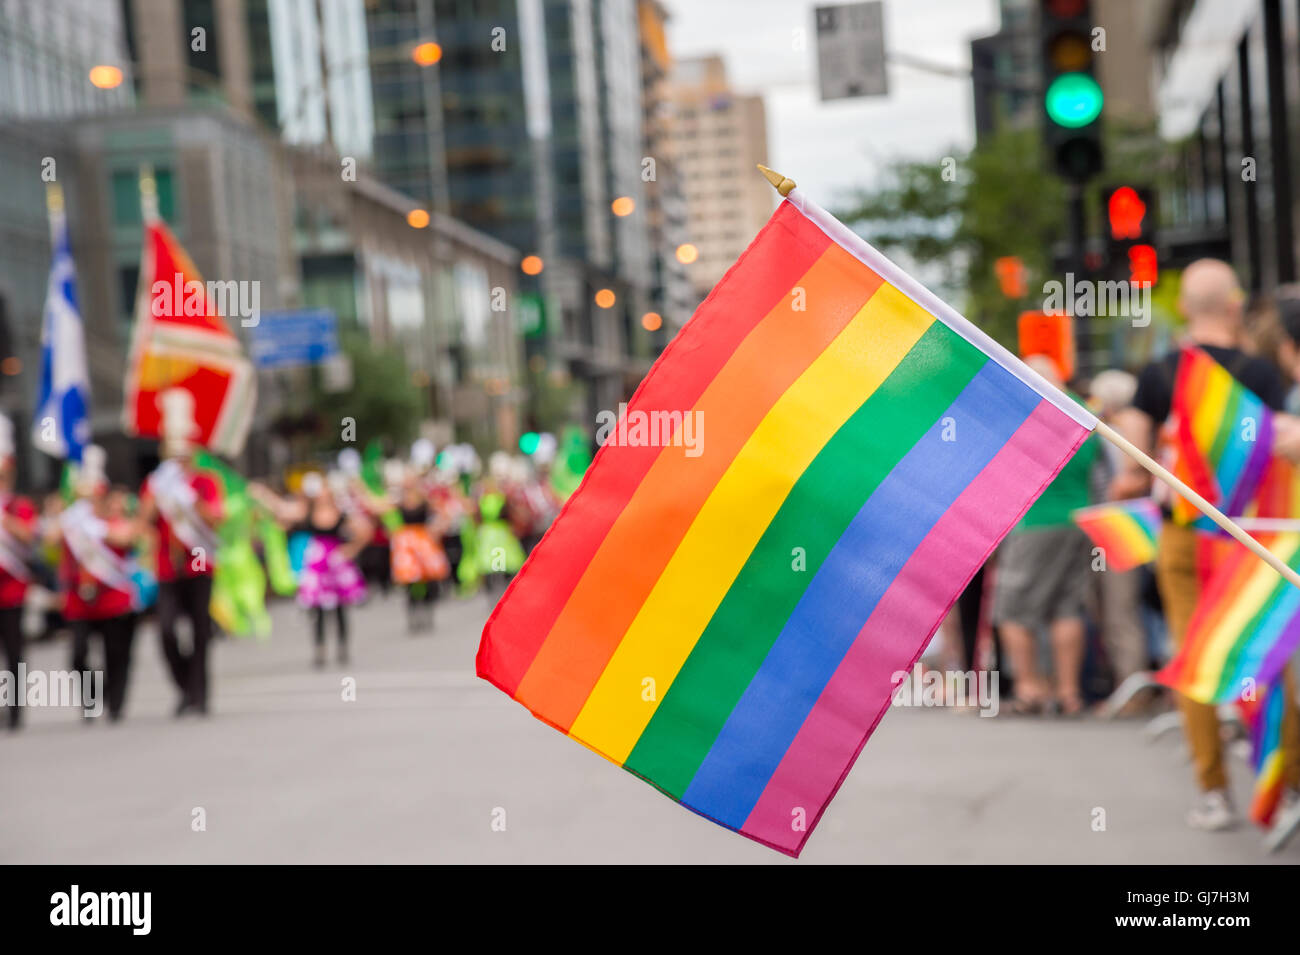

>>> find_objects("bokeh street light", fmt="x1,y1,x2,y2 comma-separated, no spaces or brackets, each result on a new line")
411,42,443,66
88,65,125,90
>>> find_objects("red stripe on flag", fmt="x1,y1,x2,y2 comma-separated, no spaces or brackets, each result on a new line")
476,202,831,696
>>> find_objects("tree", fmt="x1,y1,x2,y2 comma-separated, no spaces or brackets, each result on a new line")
834,127,1064,346
308,336,424,454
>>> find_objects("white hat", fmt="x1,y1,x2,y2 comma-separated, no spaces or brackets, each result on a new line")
411,438,436,471
75,444,107,497
383,459,408,489
300,471,324,498
158,388,200,457
337,447,362,477
0,412,13,462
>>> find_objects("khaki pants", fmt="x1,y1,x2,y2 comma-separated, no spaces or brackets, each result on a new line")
1156,521,1300,792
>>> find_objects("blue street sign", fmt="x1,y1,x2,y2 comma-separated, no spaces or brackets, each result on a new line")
249,308,340,369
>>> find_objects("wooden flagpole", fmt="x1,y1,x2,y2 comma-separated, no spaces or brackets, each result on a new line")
756,164,1300,593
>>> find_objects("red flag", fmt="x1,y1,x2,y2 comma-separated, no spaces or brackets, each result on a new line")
124,216,256,457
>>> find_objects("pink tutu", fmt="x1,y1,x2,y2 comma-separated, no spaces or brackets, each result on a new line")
296,536,367,609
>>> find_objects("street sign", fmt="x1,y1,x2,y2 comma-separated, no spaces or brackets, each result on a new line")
249,307,339,369
815,1,888,102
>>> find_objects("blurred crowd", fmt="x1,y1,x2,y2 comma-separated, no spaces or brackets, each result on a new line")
934,258,1300,847
0,389,574,727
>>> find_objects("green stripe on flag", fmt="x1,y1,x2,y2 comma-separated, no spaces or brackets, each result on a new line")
624,320,988,797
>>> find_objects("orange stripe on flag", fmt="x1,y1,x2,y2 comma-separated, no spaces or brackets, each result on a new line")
513,244,885,730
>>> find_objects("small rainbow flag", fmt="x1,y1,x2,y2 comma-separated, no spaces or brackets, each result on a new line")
1071,498,1160,572
1169,346,1274,526
1239,685,1286,827
478,186,1096,855
1158,532,1300,704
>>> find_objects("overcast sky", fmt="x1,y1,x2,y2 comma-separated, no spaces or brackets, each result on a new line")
665,0,1000,206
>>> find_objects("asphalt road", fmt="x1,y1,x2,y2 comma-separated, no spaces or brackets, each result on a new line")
1,589,1293,864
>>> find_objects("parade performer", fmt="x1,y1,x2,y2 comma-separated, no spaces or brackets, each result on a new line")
58,446,139,722
252,472,372,666
390,468,449,633
138,389,223,716
475,455,526,597
0,415,37,730
196,451,271,640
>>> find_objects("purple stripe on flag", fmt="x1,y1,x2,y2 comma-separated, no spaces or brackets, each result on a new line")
739,401,1088,855
1226,413,1275,516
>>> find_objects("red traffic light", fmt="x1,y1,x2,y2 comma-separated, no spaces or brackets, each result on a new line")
1129,244,1158,287
1107,186,1147,240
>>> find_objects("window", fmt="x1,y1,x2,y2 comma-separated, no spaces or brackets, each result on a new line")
111,168,176,226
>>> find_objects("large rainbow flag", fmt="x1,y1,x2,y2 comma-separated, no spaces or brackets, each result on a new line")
1158,532,1300,704
123,213,256,458
1169,346,1274,526
1071,498,1160,572
477,187,1096,855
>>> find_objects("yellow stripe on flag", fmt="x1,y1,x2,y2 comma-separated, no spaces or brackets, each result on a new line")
1191,364,1230,453
1188,547,1290,700
567,283,934,763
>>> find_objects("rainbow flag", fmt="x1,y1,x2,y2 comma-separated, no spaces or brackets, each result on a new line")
123,213,256,458
1071,498,1160,572
1247,456,1300,520
1158,532,1300,704
1169,346,1274,526
477,187,1096,855
1239,685,1286,827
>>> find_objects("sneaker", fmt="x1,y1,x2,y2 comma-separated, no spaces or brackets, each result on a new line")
1265,790,1300,853
1186,789,1238,831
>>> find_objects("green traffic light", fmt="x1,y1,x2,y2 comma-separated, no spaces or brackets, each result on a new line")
1045,72,1103,128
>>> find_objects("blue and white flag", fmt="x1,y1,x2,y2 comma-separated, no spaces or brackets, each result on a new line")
33,187,91,462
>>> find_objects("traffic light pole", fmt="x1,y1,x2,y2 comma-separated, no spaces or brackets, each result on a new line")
1067,183,1090,379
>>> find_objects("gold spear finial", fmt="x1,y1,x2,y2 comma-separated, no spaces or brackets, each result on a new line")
757,164,796,197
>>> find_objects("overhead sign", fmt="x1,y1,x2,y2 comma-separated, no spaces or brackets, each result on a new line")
249,308,339,369
815,1,888,101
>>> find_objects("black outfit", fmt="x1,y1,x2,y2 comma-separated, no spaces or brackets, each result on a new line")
1132,345,1287,421
0,606,22,729
158,574,214,713
73,614,136,721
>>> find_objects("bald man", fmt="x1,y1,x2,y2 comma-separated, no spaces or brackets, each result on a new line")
1113,259,1300,848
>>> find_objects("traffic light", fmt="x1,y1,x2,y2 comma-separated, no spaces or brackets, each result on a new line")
994,256,1028,298
1103,184,1157,286
1040,0,1103,181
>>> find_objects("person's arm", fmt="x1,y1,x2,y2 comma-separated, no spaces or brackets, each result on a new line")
1271,413,1300,463
1107,406,1155,499
341,511,374,561
248,483,307,526
104,517,135,549
135,489,157,539
193,476,223,527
